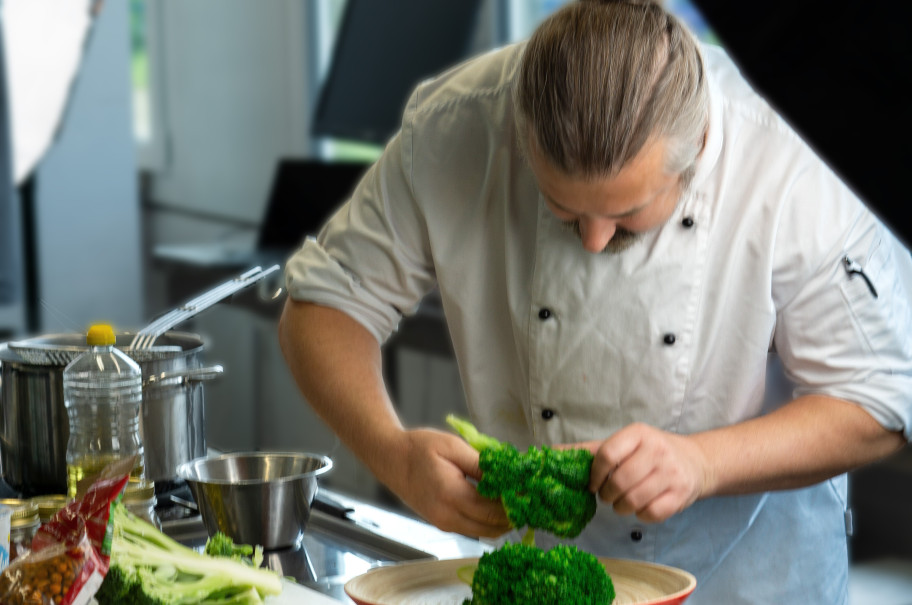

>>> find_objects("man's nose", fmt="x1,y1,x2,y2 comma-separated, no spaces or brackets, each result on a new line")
578,217,616,253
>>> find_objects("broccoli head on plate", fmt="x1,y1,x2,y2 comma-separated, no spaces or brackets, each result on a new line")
462,542,615,605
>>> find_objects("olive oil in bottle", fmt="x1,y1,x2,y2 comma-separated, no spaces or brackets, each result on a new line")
66,454,145,500
63,324,145,500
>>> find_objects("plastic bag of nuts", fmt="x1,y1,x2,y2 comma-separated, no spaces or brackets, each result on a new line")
0,459,132,605
0,539,91,604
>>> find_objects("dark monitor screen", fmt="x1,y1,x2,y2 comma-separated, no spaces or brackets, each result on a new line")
312,0,484,145
257,159,369,251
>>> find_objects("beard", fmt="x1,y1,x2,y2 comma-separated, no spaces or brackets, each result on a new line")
564,220,644,254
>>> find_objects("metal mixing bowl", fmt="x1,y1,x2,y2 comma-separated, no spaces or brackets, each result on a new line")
176,451,332,550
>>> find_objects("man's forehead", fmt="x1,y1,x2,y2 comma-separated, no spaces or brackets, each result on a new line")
529,139,675,215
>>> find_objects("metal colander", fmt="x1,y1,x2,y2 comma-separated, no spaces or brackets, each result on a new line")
6,264,281,365
6,334,181,366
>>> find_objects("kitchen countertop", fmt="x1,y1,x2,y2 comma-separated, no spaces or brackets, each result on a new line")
161,487,491,603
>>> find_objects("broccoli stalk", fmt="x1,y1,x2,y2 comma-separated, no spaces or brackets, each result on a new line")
94,500,282,605
520,527,536,547
446,415,504,452
462,542,616,605
446,414,597,539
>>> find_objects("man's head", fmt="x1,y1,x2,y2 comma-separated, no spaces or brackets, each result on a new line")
530,136,683,253
514,0,708,253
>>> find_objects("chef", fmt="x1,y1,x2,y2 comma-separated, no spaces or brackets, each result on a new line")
278,1,912,602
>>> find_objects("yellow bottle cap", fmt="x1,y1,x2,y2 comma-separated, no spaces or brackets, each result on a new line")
86,324,116,346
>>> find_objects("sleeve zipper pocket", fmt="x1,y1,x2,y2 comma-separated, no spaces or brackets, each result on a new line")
843,256,878,299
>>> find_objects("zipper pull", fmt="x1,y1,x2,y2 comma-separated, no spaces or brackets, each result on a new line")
843,256,878,299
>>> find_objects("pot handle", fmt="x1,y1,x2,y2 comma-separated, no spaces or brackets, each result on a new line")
143,365,224,389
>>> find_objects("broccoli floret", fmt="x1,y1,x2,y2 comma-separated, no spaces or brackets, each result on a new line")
462,542,615,605
94,565,137,603
205,532,253,558
94,501,282,605
446,414,597,538
205,532,265,569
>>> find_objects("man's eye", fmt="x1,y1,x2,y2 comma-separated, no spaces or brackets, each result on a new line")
549,205,574,219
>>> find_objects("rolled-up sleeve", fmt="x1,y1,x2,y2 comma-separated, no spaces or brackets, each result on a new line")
284,95,437,344
772,170,912,440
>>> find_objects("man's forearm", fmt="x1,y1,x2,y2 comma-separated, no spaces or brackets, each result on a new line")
277,299,405,482
694,394,906,498
278,299,514,537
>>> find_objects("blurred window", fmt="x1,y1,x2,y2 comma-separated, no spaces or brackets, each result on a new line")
130,0,149,142
317,0,717,162
129,0,165,170
128,0,718,166
509,0,717,41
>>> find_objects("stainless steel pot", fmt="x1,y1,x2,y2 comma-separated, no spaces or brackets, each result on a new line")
0,331,222,496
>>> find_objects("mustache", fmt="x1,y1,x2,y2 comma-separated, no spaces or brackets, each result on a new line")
564,220,643,254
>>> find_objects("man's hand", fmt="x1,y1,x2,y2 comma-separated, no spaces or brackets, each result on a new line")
573,396,905,524
377,427,513,538
576,423,711,523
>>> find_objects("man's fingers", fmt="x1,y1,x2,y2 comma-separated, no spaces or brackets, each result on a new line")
453,477,510,526
428,434,511,536
608,467,664,516
576,424,649,493
461,498,513,536
445,436,484,482
452,512,513,539
635,490,683,523
425,474,511,537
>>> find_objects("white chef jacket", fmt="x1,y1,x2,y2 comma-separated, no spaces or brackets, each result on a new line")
286,42,912,604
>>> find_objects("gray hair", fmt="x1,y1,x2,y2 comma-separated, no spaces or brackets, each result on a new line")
514,0,708,185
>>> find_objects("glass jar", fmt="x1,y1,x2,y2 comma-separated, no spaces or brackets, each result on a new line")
0,499,40,562
30,494,69,524
123,479,161,530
